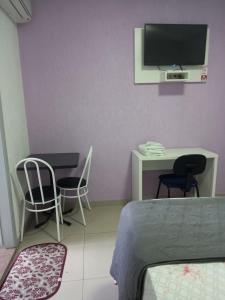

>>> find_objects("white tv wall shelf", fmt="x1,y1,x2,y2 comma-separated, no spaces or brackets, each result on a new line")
134,28,209,84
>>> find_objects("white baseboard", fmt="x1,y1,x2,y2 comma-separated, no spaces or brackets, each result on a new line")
91,199,128,207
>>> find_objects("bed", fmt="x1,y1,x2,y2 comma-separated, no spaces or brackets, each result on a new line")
110,198,225,300
142,262,225,300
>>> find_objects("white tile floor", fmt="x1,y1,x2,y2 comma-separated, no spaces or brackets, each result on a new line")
19,204,123,300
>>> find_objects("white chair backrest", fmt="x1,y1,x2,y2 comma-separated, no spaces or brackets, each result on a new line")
79,146,93,188
15,157,57,205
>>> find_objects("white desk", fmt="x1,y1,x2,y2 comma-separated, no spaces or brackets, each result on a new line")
132,148,218,201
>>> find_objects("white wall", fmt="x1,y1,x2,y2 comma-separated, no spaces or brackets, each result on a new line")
0,9,29,240
0,228,2,247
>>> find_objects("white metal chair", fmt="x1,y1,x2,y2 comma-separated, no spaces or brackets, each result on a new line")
57,146,93,226
15,158,63,242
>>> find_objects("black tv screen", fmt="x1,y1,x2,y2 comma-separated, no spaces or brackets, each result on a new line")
144,24,208,66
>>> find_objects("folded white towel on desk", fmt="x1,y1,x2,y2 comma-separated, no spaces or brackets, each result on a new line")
138,141,165,156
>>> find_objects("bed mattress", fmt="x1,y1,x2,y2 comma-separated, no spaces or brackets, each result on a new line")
110,198,225,299
142,262,225,300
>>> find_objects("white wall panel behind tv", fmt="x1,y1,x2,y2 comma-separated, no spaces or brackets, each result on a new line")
134,28,209,84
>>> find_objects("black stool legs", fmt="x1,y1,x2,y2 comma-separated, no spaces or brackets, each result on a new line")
156,181,161,198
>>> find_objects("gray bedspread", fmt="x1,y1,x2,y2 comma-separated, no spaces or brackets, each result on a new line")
110,198,225,300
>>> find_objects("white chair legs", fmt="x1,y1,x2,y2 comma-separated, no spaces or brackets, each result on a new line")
20,199,63,243
59,198,64,225
59,188,91,226
55,204,61,242
78,192,86,226
34,205,39,225
20,202,26,242
84,193,91,210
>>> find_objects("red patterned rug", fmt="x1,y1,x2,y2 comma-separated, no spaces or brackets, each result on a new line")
0,243,67,300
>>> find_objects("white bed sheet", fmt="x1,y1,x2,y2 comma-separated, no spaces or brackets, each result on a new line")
142,262,225,300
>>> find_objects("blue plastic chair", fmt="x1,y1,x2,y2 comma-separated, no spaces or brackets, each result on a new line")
156,154,206,198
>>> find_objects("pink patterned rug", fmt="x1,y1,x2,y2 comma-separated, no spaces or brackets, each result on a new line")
0,243,67,300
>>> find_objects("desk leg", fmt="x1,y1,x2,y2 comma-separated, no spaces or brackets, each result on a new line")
132,153,143,201
197,156,218,197
211,156,218,197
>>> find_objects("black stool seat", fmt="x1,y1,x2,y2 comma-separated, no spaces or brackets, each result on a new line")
25,185,60,203
57,177,87,189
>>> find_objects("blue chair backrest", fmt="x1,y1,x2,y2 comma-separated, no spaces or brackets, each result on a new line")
173,154,206,176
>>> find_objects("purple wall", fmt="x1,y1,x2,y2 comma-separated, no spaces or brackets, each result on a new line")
18,0,225,201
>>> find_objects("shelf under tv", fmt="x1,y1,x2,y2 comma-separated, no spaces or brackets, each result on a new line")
161,70,190,82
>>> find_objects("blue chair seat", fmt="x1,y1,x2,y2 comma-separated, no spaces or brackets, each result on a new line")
159,174,198,191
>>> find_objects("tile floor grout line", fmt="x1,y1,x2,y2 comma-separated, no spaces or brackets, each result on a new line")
82,225,86,300
61,279,83,283
85,230,117,235
83,275,113,281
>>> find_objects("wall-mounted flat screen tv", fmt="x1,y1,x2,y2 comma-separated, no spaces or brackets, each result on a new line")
144,24,208,66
